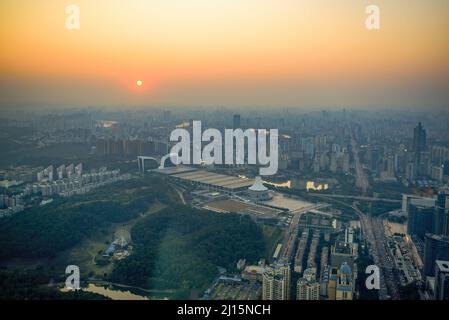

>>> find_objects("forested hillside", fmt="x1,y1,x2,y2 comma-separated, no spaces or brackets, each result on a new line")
111,205,266,295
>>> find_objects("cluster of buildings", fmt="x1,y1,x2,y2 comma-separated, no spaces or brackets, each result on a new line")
320,239,358,300
158,161,356,301
367,123,449,186
205,259,265,300
382,229,422,287
296,268,320,300
0,166,42,184
36,163,83,182
262,260,291,300
95,138,169,157
0,194,24,216
32,168,128,198
0,163,131,217
261,226,358,301
404,191,449,299
272,131,352,174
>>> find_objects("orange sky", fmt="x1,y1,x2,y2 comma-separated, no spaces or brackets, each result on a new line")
1,0,448,109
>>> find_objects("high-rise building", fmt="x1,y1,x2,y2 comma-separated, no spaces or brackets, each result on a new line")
402,194,435,214
75,163,83,177
405,161,416,182
296,268,320,300
369,147,381,172
44,165,53,182
413,122,427,170
435,191,449,236
335,263,353,300
431,166,444,183
327,263,354,300
262,261,291,300
66,164,74,179
407,204,434,240
434,260,449,300
294,229,309,273
344,227,354,244
423,234,449,277
327,267,338,300
36,170,44,182
413,122,427,153
57,165,65,180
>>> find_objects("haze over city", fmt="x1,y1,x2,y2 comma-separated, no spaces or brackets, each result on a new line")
1,0,449,109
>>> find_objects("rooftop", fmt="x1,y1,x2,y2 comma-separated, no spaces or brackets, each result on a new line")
436,260,449,272
172,170,254,189
249,176,268,192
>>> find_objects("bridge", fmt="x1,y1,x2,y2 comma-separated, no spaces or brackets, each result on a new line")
137,153,181,173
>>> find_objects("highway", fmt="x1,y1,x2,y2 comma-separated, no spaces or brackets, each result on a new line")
350,126,369,195
352,202,399,299
353,203,384,298
347,126,400,299
309,191,400,300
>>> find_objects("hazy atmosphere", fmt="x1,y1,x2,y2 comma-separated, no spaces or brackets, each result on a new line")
2,0,449,310
1,0,448,109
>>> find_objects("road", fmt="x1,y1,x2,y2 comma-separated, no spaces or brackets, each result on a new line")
352,202,388,299
347,127,401,298
350,127,369,195
352,202,401,300
170,184,187,205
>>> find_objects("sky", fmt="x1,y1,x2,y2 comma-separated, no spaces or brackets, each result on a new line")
1,0,448,109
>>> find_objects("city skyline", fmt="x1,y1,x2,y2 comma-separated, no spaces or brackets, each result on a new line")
2,0,449,307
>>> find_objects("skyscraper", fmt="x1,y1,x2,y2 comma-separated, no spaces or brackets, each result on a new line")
296,268,320,300
423,234,449,277
327,263,354,300
413,122,427,154
435,191,449,236
335,263,353,300
262,261,291,300
413,122,427,171
344,227,354,244
407,204,434,240
75,163,83,177
434,260,449,300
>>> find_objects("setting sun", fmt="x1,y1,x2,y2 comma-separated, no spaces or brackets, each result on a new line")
136,80,143,87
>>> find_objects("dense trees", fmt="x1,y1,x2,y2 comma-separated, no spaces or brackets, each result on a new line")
0,178,164,259
0,177,268,299
111,205,266,294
